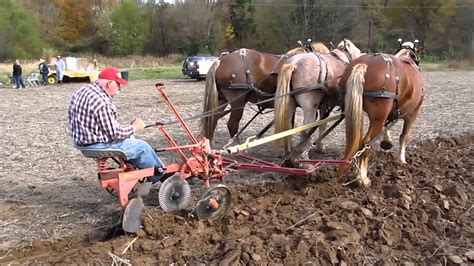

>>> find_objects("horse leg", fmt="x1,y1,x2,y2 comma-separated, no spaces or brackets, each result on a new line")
294,91,324,158
227,105,245,144
316,123,327,153
380,130,394,150
357,117,386,187
295,106,318,159
399,100,423,164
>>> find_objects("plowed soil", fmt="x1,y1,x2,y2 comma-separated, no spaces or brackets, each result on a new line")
0,71,473,264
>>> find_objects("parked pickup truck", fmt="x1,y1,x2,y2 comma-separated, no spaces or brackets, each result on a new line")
182,56,218,80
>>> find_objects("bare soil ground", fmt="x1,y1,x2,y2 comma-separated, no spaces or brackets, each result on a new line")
0,71,472,264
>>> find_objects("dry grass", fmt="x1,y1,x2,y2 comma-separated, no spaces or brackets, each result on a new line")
74,53,184,69
0,54,185,82
0,61,41,82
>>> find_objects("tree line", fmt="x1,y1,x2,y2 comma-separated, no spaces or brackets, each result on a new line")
0,0,472,62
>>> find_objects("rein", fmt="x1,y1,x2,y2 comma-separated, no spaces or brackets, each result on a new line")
156,84,325,127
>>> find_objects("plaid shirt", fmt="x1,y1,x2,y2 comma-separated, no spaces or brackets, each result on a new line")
68,82,134,146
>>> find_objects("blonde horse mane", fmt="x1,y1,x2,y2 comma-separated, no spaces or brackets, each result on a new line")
312,42,330,53
285,41,330,57
337,39,361,61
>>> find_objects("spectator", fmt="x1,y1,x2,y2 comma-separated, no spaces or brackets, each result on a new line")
68,67,166,183
12,59,26,89
39,59,49,85
55,55,65,84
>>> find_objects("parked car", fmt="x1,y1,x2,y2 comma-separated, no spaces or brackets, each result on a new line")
182,56,200,76
182,56,218,80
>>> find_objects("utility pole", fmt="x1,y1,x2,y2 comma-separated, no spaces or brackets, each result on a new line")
367,20,372,53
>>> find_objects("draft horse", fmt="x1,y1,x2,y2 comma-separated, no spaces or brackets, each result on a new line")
338,40,424,187
274,39,362,162
201,42,330,145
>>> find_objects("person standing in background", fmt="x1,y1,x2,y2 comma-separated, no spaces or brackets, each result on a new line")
39,59,49,85
55,55,65,84
12,59,26,89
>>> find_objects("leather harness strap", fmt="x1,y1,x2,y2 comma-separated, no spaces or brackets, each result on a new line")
363,53,401,118
227,48,280,97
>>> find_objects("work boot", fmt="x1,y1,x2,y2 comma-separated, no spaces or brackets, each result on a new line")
148,167,173,183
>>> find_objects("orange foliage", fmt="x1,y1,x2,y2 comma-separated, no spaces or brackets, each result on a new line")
54,0,118,42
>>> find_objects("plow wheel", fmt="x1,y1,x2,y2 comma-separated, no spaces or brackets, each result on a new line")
195,184,232,221
122,197,145,233
158,176,191,213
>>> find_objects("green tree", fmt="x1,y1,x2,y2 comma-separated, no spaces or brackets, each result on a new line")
0,0,45,60
365,0,456,50
227,0,256,48
99,0,150,55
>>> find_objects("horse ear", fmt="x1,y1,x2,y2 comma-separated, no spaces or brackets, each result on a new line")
398,38,403,47
414,39,419,48
297,40,303,47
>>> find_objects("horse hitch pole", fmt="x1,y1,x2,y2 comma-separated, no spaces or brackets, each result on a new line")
221,114,343,155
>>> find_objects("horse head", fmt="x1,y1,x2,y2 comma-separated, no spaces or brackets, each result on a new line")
336,39,362,62
395,38,421,65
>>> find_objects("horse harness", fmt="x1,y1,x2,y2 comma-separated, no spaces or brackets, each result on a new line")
363,53,401,118
294,52,329,94
292,47,356,102
226,48,285,98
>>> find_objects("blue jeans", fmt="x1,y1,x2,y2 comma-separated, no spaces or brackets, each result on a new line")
87,137,165,182
41,72,49,85
13,75,25,89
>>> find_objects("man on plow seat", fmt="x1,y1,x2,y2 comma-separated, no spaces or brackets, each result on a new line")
67,67,165,183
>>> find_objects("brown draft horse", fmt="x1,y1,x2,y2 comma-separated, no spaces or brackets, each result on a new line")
338,41,424,187
274,39,362,162
201,43,330,145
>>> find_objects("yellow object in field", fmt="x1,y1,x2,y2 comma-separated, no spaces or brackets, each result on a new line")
64,69,100,82
47,57,100,84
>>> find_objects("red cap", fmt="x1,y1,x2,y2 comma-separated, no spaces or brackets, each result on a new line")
98,67,128,85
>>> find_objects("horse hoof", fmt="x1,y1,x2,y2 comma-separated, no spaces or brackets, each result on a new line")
282,158,297,168
358,178,372,188
380,140,393,150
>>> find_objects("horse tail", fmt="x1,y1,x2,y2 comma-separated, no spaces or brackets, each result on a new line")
340,64,367,171
274,63,297,145
201,59,221,142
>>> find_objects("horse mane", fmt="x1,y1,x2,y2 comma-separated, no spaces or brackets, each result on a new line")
312,42,330,53
395,47,421,69
337,39,361,60
285,47,306,56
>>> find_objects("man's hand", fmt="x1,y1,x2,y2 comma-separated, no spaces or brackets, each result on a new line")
131,118,145,132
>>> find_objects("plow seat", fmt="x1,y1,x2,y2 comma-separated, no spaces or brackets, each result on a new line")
77,148,128,160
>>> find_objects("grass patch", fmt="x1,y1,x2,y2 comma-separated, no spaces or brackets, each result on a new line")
125,66,184,80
